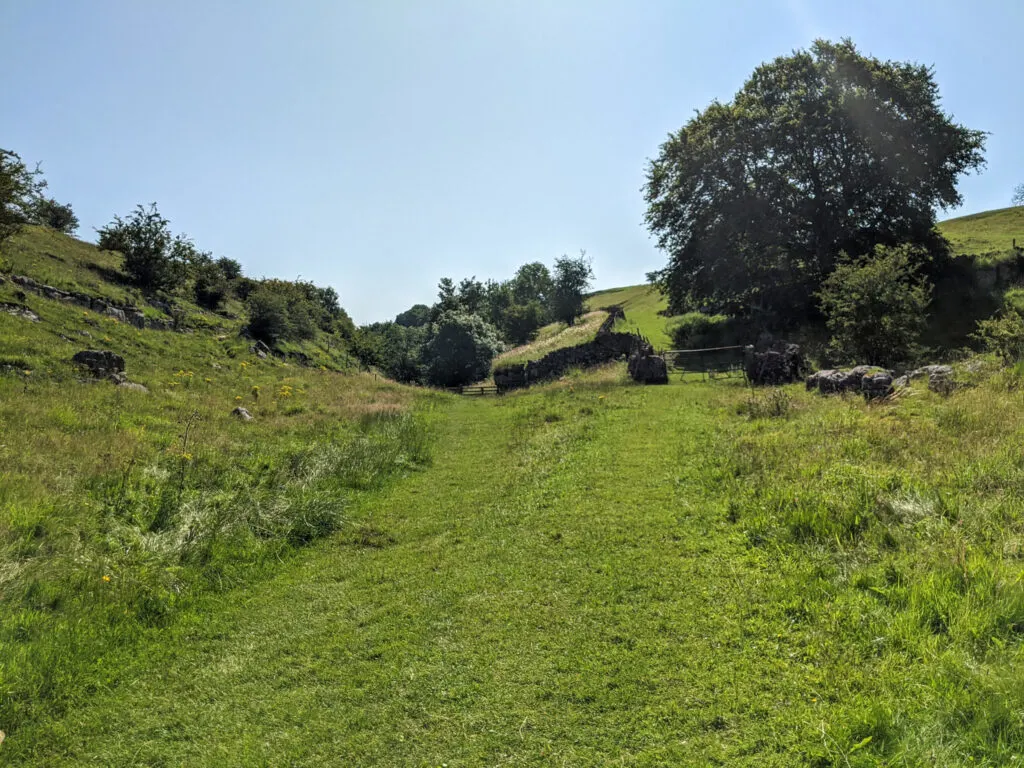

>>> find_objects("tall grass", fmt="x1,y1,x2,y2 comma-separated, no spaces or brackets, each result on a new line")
0,406,433,733
718,369,1024,761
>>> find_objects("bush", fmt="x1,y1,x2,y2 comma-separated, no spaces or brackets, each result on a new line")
975,311,1024,364
193,261,230,310
30,197,78,234
424,311,504,387
246,290,291,343
667,312,742,349
96,203,180,291
818,244,932,367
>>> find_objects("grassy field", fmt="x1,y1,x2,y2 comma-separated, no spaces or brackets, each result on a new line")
9,215,1024,764
938,206,1024,261
587,284,672,349
6,364,1024,764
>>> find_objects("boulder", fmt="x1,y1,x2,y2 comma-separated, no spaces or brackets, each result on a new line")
861,371,893,400
928,368,956,395
232,406,254,422
11,275,37,289
893,375,910,388
745,342,805,385
127,311,146,329
118,381,149,393
628,353,668,384
251,339,271,359
105,306,126,323
909,364,953,381
71,350,125,379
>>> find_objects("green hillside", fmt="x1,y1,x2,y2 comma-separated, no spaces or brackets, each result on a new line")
938,205,1024,260
0,225,441,742
586,284,672,348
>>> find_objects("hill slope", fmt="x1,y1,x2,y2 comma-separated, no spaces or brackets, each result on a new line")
937,205,1024,259
0,225,439,738
586,284,671,348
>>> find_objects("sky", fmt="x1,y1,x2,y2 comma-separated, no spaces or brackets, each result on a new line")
2,0,1022,324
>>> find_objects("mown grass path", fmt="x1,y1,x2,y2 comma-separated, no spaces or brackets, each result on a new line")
11,382,822,766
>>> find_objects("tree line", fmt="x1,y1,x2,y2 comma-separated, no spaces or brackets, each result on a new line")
350,253,594,387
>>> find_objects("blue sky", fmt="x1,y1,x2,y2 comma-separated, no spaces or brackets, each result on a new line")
2,0,1021,323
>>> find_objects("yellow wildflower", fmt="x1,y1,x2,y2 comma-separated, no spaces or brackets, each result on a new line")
102,575,111,583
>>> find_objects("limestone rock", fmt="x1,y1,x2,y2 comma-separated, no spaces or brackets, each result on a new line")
861,371,894,400
118,381,149,393
745,342,805,385
1,302,40,322
71,350,125,378
232,406,254,422
104,306,127,323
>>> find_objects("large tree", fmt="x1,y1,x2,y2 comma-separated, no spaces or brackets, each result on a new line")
644,39,986,321
550,251,594,325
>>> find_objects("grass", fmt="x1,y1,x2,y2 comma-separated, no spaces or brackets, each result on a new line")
0,225,444,742
492,309,607,368
938,206,1024,262
11,217,1024,764
8,363,1024,764
586,284,672,349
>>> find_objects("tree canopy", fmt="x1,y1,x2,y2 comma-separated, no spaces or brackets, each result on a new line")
550,252,594,325
644,39,986,322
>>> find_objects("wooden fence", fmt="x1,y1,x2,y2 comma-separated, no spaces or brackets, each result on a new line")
446,383,499,396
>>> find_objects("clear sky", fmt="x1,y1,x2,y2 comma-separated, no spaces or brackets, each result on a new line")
2,0,1022,323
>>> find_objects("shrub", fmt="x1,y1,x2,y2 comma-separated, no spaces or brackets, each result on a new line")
193,261,230,310
30,197,78,234
96,203,180,291
975,311,1024,364
246,290,291,343
818,244,932,367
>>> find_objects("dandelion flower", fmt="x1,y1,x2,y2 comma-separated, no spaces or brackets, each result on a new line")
102,575,111,583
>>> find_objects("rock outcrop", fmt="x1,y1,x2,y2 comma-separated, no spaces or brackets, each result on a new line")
71,350,126,379
1,302,40,322
745,342,805,385
9,274,175,330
